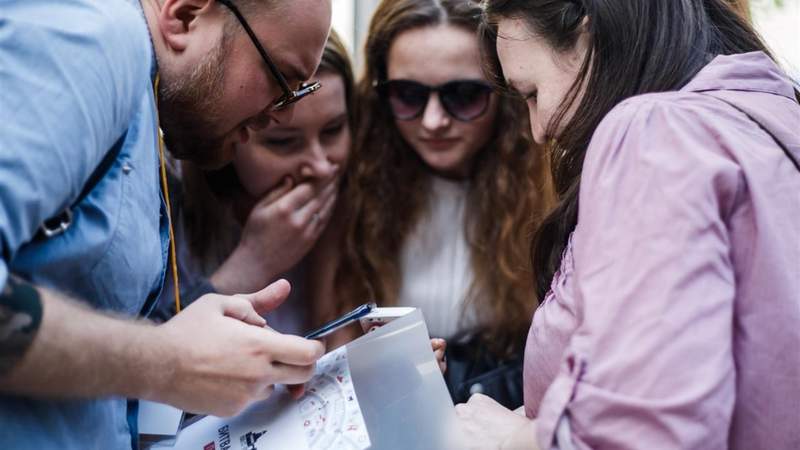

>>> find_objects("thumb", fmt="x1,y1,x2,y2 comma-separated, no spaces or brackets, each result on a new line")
238,279,291,316
222,297,267,327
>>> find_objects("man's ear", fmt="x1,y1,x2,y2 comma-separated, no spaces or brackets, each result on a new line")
158,0,215,51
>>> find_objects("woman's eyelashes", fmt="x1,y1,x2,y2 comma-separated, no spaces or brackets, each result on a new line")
259,120,347,152
262,135,299,150
320,121,346,141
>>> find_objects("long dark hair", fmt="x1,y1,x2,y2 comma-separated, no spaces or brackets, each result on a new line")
336,0,551,356
481,0,776,301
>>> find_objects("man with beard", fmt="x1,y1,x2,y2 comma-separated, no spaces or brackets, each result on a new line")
0,0,331,448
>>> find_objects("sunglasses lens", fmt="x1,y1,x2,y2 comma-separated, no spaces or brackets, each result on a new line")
440,81,492,121
384,81,429,120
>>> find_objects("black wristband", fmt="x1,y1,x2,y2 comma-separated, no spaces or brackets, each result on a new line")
0,275,44,375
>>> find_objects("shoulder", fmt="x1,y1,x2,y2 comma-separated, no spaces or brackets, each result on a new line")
4,0,150,52
3,0,153,88
580,92,746,218
591,90,731,149
584,91,743,180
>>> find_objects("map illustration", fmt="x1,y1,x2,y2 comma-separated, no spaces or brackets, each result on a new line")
299,347,370,450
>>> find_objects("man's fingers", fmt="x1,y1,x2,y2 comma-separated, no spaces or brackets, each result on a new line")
264,331,325,365
287,383,306,399
254,384,276,402
239,279,291,316
269,361,317,385
222,297,266,327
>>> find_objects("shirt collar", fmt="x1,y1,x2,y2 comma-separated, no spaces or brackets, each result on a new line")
132,0,158,82
682,51,797,101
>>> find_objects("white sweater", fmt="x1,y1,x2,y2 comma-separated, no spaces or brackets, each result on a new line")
397,176,479,339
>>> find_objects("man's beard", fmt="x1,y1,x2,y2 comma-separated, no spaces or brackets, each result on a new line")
157,41,231,169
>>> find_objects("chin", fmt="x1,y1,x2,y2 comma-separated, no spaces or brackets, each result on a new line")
424,157,471,178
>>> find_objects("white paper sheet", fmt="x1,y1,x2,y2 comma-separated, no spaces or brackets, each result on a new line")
171,347,370,450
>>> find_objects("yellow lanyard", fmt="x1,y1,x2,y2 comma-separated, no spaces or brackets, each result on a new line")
153,74,182,314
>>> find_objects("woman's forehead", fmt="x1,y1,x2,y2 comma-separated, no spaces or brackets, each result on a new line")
387,25,484,82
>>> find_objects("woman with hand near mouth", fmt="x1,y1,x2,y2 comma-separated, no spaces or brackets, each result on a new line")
332,0,553,408
153,31,355,336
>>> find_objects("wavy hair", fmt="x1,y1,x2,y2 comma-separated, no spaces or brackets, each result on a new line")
335,0,551,356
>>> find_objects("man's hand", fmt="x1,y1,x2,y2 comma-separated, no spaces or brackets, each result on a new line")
149,280,325,416
211,172,339,295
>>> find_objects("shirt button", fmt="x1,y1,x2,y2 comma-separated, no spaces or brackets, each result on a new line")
122,163,133,174
469,383,484,395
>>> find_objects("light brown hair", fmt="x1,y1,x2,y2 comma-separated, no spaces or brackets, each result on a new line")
335,0,552,356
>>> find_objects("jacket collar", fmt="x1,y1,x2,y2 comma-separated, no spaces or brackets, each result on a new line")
682,51,797,101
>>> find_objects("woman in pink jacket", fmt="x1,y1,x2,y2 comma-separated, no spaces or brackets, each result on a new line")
453,1,800,449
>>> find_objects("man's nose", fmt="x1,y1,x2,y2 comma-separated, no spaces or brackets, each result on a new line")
271,103,296,125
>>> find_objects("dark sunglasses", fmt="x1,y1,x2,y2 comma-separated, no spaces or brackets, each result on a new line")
377,79,493,122
217,0,320,111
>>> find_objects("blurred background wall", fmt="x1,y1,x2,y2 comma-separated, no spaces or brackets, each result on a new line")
331,0,799,79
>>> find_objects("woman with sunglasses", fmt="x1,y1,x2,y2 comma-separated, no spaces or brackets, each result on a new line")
452,0,800,449
332,0,553,408
153,31,354,335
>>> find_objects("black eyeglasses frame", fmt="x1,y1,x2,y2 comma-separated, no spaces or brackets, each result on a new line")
217,0,321,111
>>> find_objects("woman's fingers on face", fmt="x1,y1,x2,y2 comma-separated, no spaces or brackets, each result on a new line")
293,193,323,229
314,190,338,229
273,183,315,222
261,177,294,205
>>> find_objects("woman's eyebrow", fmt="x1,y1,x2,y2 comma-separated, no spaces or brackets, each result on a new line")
323,113,348,125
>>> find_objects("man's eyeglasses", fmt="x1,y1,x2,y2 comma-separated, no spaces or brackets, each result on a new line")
217,0,320,111
376,79,493,122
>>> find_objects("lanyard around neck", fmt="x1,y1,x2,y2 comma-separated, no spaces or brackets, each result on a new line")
153,74,182,314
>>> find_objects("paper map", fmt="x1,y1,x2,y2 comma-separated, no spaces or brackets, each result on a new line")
299,347,370,449
171,346,370,450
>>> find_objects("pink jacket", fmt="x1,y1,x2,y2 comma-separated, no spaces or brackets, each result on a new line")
525,52,800,449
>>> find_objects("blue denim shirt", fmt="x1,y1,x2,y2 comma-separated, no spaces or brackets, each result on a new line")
0,0,168,448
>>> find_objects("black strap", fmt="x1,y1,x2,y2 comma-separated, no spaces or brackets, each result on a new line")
38,131,127,239
702,93,800,173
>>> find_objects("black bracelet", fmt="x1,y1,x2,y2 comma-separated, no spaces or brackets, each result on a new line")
0,275,43,375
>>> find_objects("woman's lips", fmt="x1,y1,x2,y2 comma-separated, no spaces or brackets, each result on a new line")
420,137,460,150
